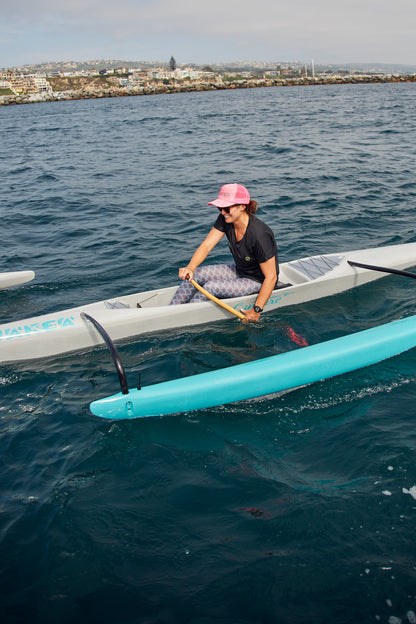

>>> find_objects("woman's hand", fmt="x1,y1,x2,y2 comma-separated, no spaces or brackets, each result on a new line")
178,266,194,281
242,308,261,323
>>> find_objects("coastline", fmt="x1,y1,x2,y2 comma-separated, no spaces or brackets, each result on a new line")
1,73,415,106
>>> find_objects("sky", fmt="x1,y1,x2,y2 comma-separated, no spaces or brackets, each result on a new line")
1,0,416,69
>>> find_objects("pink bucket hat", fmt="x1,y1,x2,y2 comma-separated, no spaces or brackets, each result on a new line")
208,183,250,208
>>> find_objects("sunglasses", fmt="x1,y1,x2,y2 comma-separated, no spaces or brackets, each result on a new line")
217,205,235,214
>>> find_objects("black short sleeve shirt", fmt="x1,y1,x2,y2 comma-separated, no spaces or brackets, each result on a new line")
214,214,279,283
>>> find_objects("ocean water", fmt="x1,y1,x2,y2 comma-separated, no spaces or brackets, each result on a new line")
1,82,416,624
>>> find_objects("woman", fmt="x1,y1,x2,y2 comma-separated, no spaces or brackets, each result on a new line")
170,183,279,322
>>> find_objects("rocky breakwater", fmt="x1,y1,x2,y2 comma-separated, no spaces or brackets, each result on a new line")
1,74,415,106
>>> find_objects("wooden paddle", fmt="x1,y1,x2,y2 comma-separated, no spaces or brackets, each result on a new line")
190,279,245,319
348,260,416,280
190,279,308,345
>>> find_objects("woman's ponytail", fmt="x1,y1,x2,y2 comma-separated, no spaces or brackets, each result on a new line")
245,200,258,215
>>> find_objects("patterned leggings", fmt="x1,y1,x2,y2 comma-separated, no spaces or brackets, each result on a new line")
169,264,262,305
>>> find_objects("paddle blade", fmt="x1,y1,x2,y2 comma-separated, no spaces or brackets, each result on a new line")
284,326,308,346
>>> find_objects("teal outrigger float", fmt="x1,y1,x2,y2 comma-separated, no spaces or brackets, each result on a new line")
89,314,416,420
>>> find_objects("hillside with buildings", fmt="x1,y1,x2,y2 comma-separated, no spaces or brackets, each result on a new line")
1,59,415,106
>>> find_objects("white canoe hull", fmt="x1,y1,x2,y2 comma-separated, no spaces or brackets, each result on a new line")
0,271,35,290
1,243,416,364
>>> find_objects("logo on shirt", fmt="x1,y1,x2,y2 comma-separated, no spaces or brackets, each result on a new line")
245,256,251,262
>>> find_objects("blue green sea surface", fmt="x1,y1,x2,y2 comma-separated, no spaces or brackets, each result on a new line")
1,83,416,624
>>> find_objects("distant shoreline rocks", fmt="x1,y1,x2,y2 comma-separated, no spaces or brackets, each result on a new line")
1,74,415,106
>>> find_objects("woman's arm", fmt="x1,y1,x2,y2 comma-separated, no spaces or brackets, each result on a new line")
179,227,225,281
243,256,277,322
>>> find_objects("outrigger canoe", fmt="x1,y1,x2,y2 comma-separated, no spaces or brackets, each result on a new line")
1,243,416,364
90,314,416,419
0,270,35,290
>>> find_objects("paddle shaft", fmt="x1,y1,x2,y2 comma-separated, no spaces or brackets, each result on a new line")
348,260,416,280
190,279,245,319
